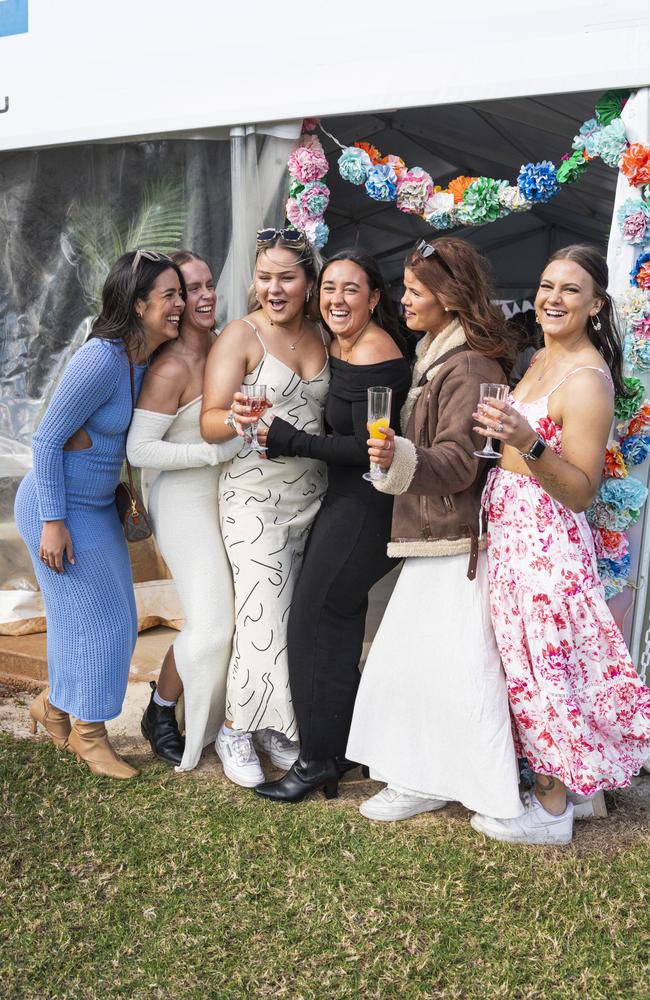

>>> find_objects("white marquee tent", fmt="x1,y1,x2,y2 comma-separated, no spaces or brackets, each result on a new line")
1,0,649,668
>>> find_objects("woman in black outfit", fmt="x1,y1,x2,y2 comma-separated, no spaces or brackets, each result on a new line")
254,250,411,802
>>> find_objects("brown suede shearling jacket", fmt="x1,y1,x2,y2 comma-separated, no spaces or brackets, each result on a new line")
374,320,506,579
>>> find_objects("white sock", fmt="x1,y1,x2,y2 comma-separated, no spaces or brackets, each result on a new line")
153,689,177,708
221,722,243,738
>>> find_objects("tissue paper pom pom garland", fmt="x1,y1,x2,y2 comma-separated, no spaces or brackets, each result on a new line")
285,130,330,247
288,89,650,263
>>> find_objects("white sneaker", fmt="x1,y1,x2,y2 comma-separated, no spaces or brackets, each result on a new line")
360,786,449,822
254,728,300,770
471,792,574,845
215,726,265,788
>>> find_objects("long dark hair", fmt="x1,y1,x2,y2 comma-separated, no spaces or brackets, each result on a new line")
318,248,408,356
405,236,513,373
90,251,186,356
545,244,627,398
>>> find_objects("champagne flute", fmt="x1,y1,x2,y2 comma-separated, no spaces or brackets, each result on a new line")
241,383,269,453
363,386,392,483
474,382,509,459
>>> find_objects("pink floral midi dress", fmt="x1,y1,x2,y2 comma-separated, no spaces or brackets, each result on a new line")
483,368,650,795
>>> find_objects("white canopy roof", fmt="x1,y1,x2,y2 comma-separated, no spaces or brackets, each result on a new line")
1,0,650,151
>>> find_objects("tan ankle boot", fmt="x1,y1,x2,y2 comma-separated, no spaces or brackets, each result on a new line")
68,721,139,779
29,689,71,750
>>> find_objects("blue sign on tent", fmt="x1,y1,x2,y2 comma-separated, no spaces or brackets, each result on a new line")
0,0,28,38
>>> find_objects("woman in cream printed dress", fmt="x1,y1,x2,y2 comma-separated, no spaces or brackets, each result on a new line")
201,228,328,787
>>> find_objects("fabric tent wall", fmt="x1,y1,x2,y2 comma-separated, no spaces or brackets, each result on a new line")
1,2,650,151
0,129,296,634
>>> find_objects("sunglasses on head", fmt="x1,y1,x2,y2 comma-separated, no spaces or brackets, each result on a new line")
415,240,456,280
256,227,306,246
131,249,174,273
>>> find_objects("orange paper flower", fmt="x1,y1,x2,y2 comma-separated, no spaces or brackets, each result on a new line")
448,175,479,204
354,141,382,164
620,143,650,186
635,261,650,289
628,403,650,435
600,529,624,551
603,444,628,478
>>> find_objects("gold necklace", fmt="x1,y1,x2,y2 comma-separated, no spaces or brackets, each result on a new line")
289,326,308,351
263,310,307,351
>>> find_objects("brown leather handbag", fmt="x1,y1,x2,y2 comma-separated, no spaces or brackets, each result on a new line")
115,361,153,543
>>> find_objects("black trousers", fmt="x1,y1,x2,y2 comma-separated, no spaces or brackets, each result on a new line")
287,486,395,759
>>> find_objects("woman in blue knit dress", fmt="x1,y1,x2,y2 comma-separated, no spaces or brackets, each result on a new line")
15,250,186,779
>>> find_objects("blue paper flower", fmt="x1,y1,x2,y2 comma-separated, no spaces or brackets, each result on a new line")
601,575,626,601
364,164,398,202
593,117,628,168
630,249,650,287
338,146,372,185
598,476,649,511
517,161,560,204
620,433,650,466
304,219,330,249
572,118,603,157
624,333,650,371
427,212,456,230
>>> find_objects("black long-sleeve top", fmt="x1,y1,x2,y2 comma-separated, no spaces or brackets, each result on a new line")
266,356,411,496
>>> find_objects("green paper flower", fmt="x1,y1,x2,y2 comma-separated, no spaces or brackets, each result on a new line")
455,177,506,225
614,377,645,420
595,90,631,126
289,178,305,198
556,150,588,184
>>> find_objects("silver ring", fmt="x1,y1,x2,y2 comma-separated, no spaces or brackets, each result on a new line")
496,421,504,433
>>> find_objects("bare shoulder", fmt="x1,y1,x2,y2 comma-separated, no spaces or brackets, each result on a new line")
353,327,403,365
212,316,260,353
562,363,614,399
555,365,614,426
137,350,188,412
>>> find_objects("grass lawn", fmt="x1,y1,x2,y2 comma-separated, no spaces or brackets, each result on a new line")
1,733,649,1000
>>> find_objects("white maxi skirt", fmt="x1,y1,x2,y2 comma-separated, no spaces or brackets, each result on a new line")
346,551,524,819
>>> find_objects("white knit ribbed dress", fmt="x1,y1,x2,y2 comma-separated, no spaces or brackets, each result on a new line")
218,321,329,738
128,398,240,771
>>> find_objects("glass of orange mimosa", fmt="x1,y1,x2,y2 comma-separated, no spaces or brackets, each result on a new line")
363,386,392,483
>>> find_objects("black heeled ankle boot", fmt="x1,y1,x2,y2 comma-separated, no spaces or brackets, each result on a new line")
254,755,339,803
336,757,362,779
141,681,185,766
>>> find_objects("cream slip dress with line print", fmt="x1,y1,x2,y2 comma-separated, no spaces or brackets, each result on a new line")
218,319,330,738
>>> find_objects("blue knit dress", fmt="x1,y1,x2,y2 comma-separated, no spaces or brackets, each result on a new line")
14,338,145,722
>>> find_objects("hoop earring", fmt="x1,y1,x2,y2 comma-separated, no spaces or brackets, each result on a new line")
591,313,602,332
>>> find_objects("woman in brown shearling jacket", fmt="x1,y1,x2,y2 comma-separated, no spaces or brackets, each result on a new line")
347,237,525,825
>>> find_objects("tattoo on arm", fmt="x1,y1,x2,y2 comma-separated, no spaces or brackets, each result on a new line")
535,775,556,797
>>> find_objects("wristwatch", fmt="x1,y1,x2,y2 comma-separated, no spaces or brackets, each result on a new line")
519,436,546,461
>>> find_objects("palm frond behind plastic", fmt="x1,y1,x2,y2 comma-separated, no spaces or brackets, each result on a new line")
68,179,187,313
124,179,186,256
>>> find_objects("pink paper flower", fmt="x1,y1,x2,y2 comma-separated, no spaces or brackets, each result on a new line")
287,135,329,184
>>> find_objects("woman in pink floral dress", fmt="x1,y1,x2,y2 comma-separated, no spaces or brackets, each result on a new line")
473,244,650,845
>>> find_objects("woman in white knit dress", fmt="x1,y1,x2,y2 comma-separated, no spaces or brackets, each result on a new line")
201,229,329,788
127,251,239,771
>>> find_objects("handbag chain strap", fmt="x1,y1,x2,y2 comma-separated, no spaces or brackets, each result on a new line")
125,360,139,519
